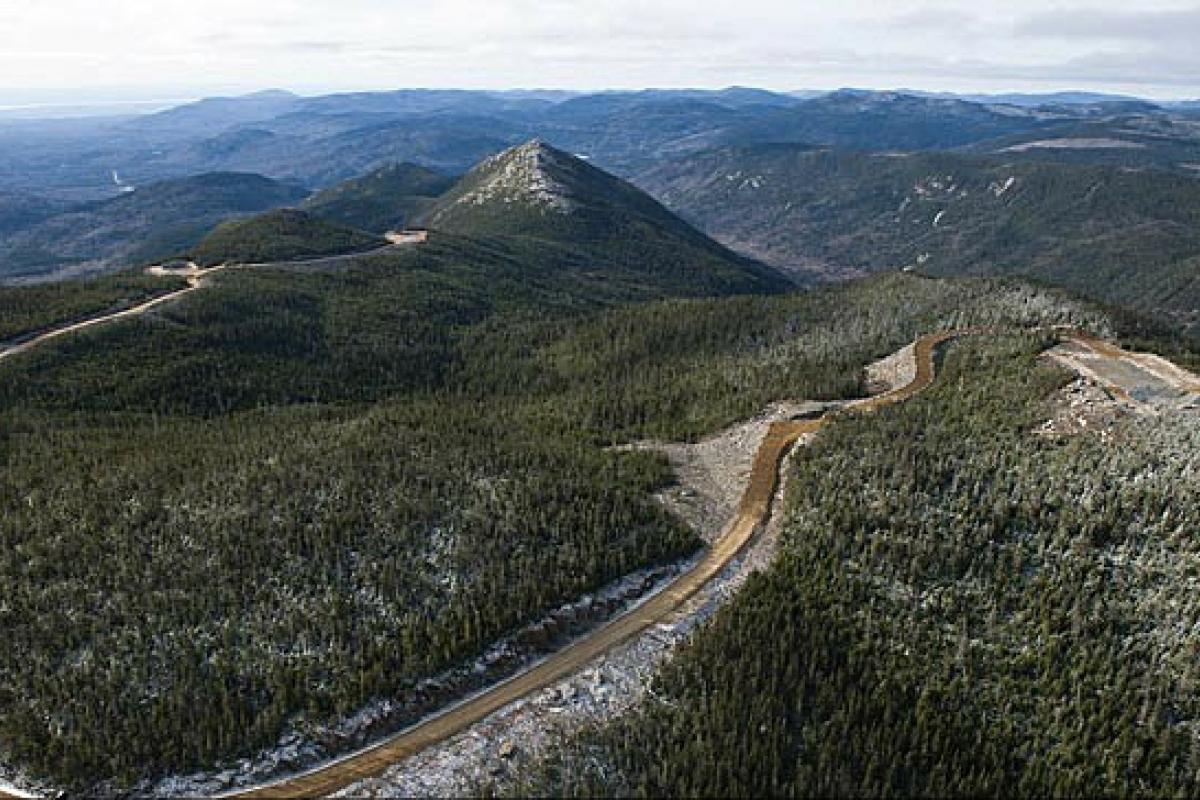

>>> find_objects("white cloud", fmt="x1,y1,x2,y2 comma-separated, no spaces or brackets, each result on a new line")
0,0,1196,99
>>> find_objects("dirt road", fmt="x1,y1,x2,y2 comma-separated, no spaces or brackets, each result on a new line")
1049,331,1200,410
0,234,428,369
0,266,223,367
5,317,1182,800
222,329,961,799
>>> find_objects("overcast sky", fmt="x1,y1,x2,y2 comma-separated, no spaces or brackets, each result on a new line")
1,0,1198,103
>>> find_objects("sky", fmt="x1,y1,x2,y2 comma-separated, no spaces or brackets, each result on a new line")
0,0,1198,105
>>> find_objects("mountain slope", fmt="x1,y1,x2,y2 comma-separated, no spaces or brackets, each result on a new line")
723,90,1055,151
301,163,454,233
0,172,307,280
0,258,1118,795
422,140,792,297
187,208,384,266
0,190,61,236
636,144,1200,334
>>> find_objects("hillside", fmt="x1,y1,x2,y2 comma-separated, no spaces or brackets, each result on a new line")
423,140,792,297
187,208,384,266
6,86,1200,799
0,256,1118,795
636,145,1200,335
720,90,1058,152
0,191,61,237
527,333,1200,798
0,172,307,280
5,88,1200,204
301,162,455,233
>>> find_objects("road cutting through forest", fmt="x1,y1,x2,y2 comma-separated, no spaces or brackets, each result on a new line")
0,236,425,369
235,326,1200,799
220,328,965,799
3,291,1196,800
0,265,224,366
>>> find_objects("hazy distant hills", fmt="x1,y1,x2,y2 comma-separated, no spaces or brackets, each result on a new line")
9,86,1200,206
0,191,62,236
720,90,1058,151
0,172,306,279
636,143,1200,334
2,85,1199,300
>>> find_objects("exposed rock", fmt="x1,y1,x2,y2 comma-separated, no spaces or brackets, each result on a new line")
456,141,576,213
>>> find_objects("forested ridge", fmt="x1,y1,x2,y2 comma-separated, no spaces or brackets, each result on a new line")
0,271,187,342
522,335,1200,797
0,252,1126,792
186,209,384,267
636,145,1200,336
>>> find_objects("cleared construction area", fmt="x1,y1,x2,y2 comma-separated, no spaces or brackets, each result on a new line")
1047,334,1200,411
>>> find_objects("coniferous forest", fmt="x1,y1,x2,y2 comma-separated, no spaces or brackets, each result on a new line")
0,243,1115,792
521,335,1200,797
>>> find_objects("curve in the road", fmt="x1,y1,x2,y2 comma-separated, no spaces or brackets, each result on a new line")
1,324,1193,800
223,329,965,799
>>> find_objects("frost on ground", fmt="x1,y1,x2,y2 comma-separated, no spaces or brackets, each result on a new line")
335,343,922,798
147,563,682,798
865,342,917,397
618,400,827,542
457,141,576,213
336,440,809,799
0,770,49,800
1034,375,1127,440
1001,138,1147,152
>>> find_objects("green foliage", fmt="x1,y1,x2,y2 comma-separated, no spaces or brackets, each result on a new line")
0,172,308,279
301,162,454,233
639,145,1200,336
423,142,793,298
187,208,383,266
526,337,1200,797
0,242,1115,793
0,270,187,342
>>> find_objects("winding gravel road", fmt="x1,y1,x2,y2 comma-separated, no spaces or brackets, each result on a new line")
222,329,964,799
4,286,1191,800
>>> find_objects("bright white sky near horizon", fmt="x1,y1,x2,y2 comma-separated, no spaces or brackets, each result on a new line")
0,0,1198,105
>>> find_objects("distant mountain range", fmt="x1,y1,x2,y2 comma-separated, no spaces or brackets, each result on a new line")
0,172,306,280
1,86,1198,336
636,143,1200,334
4,86,1199,209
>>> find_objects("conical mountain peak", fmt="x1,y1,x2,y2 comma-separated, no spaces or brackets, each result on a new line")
451,139,581,213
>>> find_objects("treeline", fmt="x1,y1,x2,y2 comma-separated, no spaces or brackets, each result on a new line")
522,336,1200,797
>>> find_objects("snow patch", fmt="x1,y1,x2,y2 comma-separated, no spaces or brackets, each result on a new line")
457,141,576,213
989,176,1016,197
1001,138,1146,153
0,777,43,799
